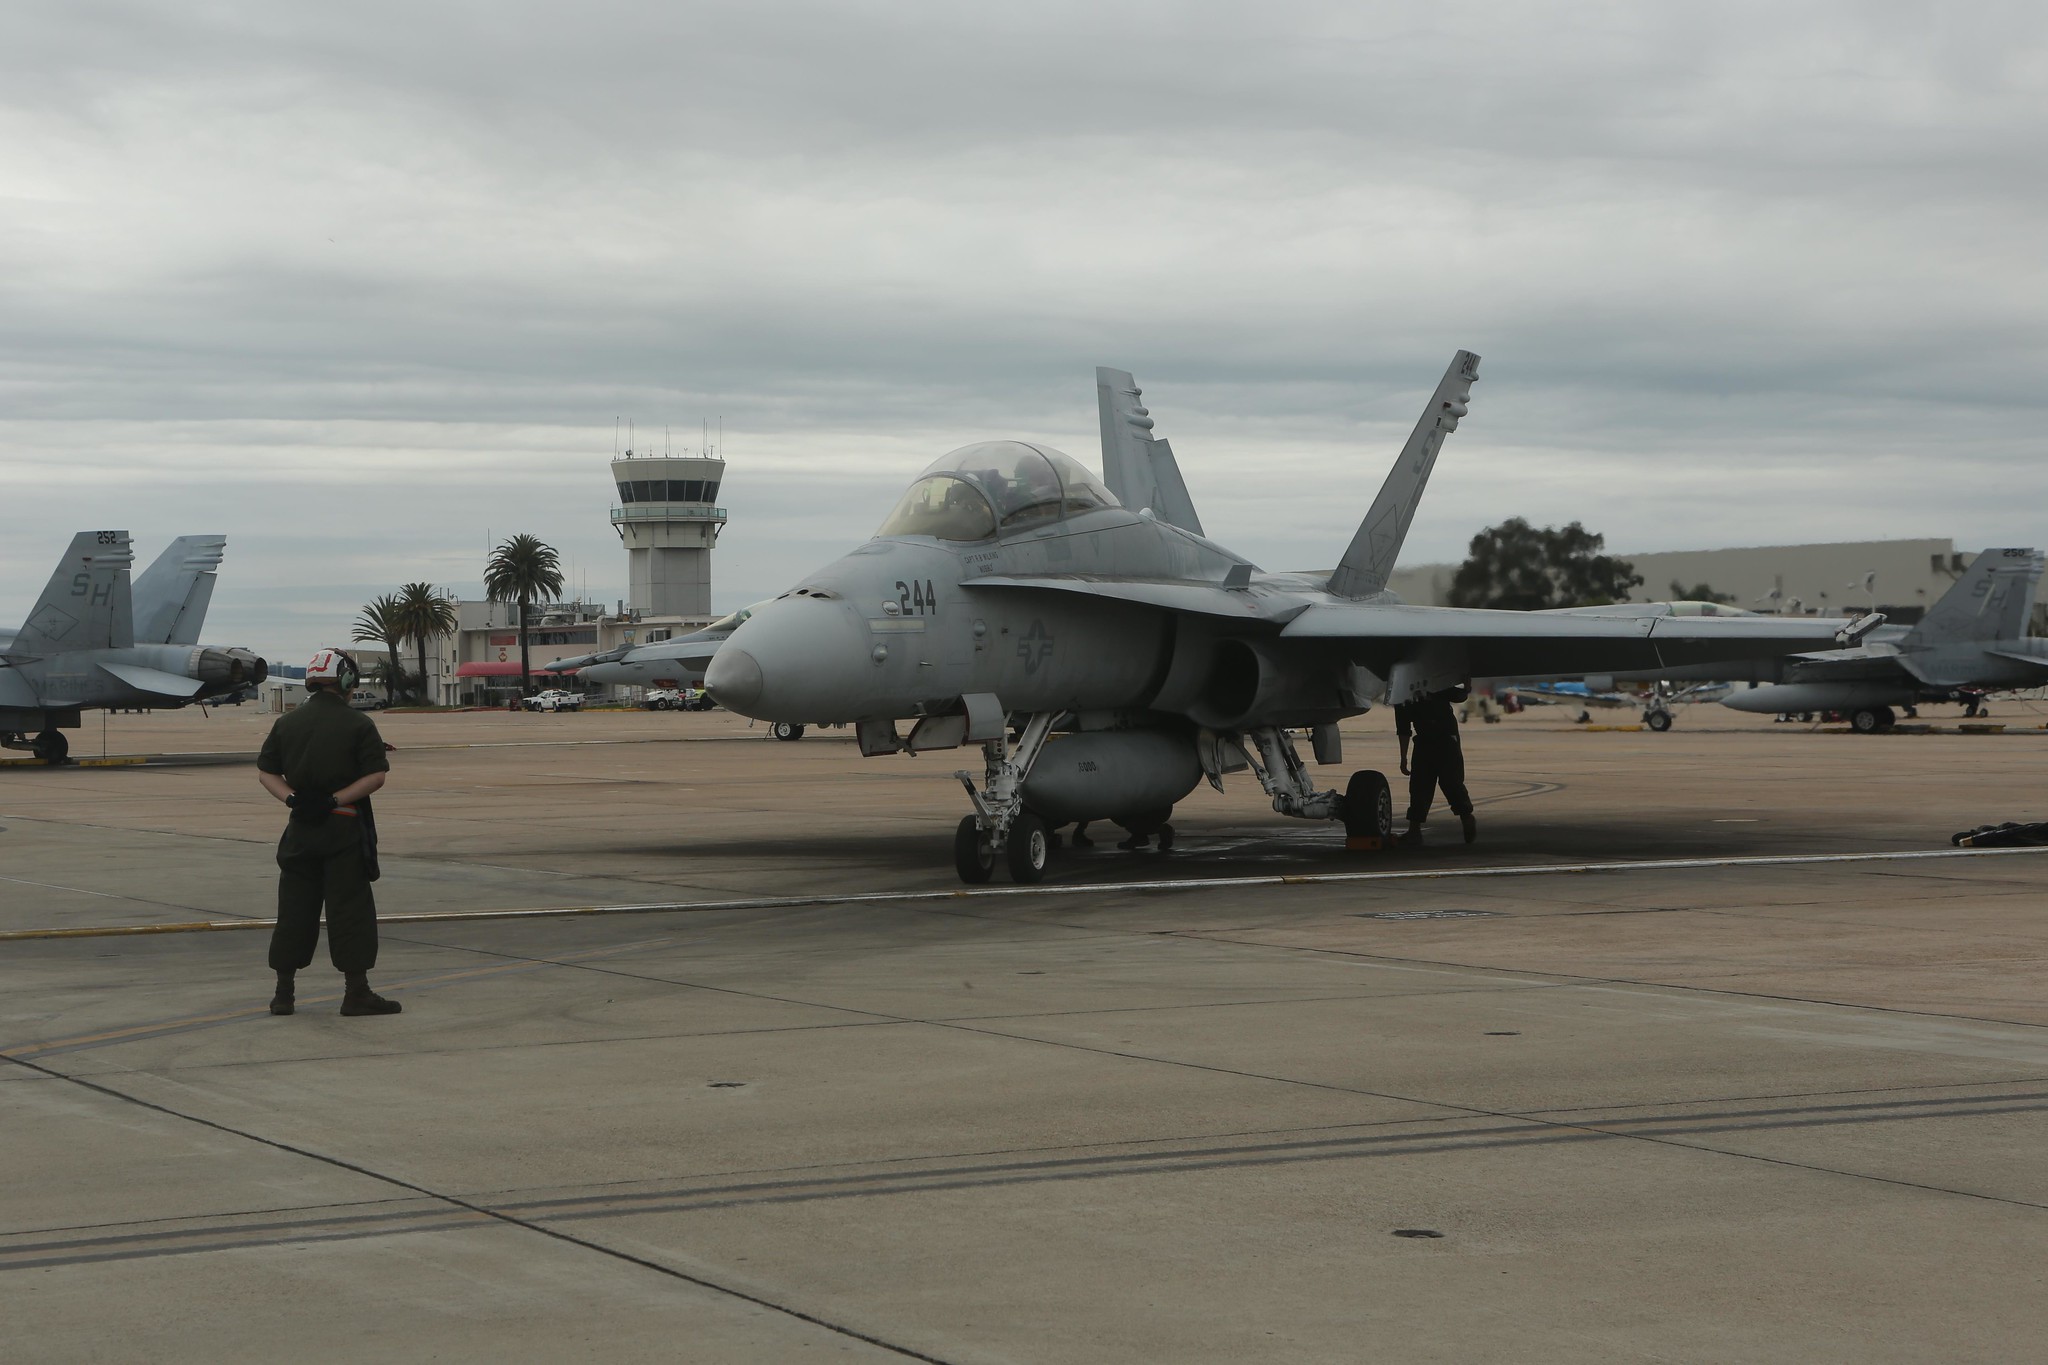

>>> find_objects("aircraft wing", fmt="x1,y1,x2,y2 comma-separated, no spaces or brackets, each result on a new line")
1282,603,1866,681
964,575,1308,625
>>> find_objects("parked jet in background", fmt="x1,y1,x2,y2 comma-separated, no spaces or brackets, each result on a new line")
1,532,265,762
1505,678,1732,729
706,353,1877,883
1713,549,2048,731
551,606,754,693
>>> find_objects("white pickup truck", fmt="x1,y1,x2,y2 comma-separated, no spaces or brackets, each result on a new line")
523,689,584,713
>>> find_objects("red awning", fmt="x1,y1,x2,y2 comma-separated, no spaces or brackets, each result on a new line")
454,661,581,678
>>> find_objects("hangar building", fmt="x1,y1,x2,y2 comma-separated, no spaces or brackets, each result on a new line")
1387,537,1992,624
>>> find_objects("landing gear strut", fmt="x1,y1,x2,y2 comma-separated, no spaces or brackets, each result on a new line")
953,712,1058,884
1240,727,1391,848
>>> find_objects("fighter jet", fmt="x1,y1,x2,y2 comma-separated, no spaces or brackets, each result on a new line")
705,353,1878,883
553,606,754,693
1,531,267,763
1710,549,2048,731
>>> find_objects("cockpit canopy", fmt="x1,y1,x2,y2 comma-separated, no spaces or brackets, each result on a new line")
704,605,755,635
875,441,1118,542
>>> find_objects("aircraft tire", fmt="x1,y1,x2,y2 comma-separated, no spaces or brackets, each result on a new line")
1006,812,1050,884
1849,707,1887,734
33,730,68,764
1645,709,1673,733
1343,770,1394,841
772,721,806,741
954,816,995,884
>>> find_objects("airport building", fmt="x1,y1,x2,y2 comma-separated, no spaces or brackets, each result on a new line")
422,445,730,704
1387,537,1996,623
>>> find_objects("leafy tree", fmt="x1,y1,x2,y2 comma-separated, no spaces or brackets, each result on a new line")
350,594,406,704
396,581,459,706
363,659,419,698
482,534,565,697
1447,518,1642,610
1669,580,1737,605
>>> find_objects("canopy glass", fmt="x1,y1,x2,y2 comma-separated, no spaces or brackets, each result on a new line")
875,441,1117,542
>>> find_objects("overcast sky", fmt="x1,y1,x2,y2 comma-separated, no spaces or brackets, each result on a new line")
4,1,2044,662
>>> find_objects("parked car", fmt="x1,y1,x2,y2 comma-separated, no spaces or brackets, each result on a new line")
523,689,584,713
348,689,388,710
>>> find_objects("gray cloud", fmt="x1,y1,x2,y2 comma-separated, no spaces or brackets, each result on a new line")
3,1,2045,660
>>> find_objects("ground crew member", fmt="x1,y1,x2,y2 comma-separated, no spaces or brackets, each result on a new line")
256,647,401,1017
1396,684,1477,847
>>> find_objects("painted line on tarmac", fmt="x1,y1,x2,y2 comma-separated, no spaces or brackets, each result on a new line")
5,844,2046,943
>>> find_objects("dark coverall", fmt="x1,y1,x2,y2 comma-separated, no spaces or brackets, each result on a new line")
258,690,391,975
1395,691,1473,827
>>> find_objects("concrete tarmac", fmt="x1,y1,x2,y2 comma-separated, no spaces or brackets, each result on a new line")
4,705,2046,1362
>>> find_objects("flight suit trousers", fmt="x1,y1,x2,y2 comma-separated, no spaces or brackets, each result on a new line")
269,834,379,975
1406,740,1473,825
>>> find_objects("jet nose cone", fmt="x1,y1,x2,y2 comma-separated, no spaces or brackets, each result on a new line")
704,647,765,714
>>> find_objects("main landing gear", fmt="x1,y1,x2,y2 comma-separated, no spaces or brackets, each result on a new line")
1242,727,1393,848
2,730,69,764
1848,706,1897,734
947,719,1397,886
771,721,806,741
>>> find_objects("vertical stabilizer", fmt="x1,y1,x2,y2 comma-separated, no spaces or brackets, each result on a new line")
1326,350,1480,600
7,532,135,657
1097,367,1205,536
132,535,227,646
1907,549,2042,647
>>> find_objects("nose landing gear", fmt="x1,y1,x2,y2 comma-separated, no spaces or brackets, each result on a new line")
953,711,1058,884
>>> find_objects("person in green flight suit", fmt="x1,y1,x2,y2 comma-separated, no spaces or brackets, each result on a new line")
1395,683,1478,848
256,647,401,1016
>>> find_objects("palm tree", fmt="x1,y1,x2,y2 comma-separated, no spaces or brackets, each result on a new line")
395,581,459,707
482,535,565,697
351,594,406,704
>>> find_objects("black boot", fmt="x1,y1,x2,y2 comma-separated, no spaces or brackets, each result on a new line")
1460,812,1478,844
340,972,402,1016
269,971,295,1016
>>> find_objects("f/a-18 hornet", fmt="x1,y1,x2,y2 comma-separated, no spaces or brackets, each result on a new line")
552,606,752,691
1712,549,2047,731
706,353,1877,883
2,532,266,762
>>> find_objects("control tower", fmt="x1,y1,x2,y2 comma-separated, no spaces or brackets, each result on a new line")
610,451,727,617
